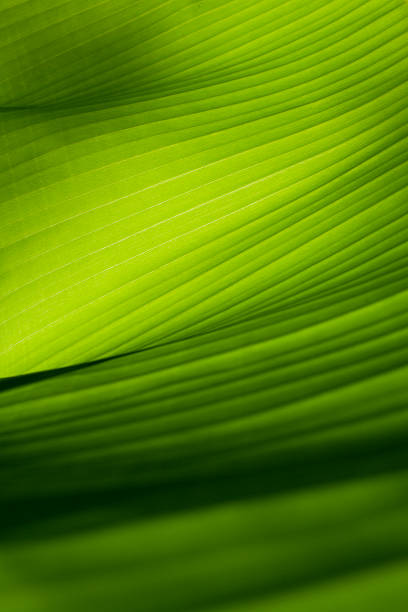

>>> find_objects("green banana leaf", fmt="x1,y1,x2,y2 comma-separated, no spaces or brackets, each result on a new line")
1,1,408,610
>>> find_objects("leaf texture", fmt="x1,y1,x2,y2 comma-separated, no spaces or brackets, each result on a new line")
1,1,408,611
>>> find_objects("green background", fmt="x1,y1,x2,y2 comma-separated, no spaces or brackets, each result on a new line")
1,1,408,610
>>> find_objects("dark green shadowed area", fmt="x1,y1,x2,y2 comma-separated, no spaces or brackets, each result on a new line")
1,1,408,611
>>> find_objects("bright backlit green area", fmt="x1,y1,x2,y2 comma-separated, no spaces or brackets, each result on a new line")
1,1,408,611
